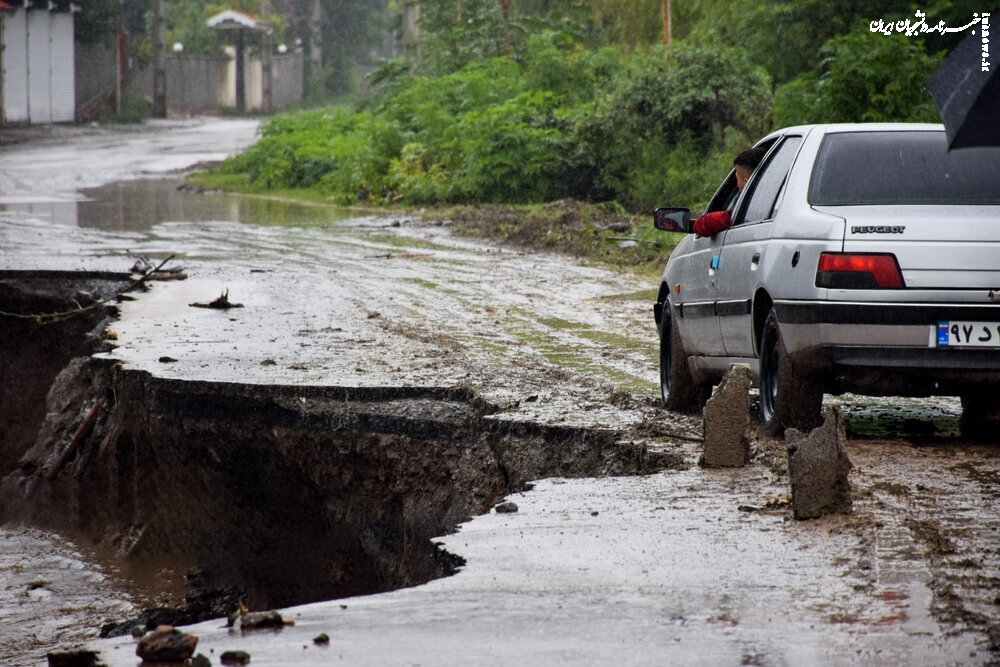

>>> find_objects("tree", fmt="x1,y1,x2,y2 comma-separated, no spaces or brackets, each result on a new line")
74,0,121,45
774,25,943,125
588,0,663,48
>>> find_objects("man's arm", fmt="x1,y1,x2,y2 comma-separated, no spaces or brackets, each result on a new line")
693,210,731,237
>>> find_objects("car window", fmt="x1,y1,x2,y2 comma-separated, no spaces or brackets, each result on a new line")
704,172,738,214
736,136,802,224
810,131,1000,205
703,137,779,215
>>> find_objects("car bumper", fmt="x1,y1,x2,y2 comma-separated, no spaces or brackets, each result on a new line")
774,300,1000,376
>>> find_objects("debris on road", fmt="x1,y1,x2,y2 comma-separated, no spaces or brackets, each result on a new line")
189,289,243,309
136,626,198,663
232,610,289,631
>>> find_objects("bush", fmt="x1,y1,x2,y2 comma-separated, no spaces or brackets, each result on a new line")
213,39,773,212
98,87,150,125
205,0,955,222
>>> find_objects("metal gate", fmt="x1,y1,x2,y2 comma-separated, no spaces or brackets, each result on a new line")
47,11,75,123
2,10,29,122
2,8,75,124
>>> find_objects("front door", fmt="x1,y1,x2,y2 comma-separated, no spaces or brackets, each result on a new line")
717,136,803,357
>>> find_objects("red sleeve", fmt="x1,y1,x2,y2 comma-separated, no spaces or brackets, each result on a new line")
693,210,732,237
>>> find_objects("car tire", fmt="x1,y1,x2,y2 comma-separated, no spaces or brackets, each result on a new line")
960,389,1000,440
660,308,710,413
758,309,823,436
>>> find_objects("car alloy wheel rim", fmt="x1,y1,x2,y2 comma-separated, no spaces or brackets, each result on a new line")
762,332,779,426
661,319,672,401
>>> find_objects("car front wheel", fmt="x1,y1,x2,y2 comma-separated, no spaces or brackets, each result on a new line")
758,309,823,436
660,308,710,413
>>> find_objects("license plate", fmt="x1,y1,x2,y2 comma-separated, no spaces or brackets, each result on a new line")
937,321,1000,348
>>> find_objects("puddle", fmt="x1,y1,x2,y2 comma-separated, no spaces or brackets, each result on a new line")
829,395,963,440
0,527,179,667
0,178,363,232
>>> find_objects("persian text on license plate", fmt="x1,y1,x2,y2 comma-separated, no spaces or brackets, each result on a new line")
937,321,1000,348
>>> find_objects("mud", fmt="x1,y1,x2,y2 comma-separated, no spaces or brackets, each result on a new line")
786,407,853,519
701,364,753,467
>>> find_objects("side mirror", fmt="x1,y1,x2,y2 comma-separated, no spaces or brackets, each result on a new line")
653,207,693,233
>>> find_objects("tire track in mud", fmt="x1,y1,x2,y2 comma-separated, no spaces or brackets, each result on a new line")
849,440,1000,653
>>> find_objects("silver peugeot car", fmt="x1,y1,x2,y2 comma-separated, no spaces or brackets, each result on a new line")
652,123,1000,436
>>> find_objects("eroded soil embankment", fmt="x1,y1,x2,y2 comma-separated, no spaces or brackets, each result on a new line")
0,274,668,617
0,272,131,478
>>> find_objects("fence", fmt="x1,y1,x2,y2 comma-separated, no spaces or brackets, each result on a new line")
131,50,304,115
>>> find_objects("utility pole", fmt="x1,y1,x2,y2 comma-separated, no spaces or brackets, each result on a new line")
152,0,167,117
116,0,124,114
662,0,672,46
261,0,273,114
310,0,322,77
236,30,246,112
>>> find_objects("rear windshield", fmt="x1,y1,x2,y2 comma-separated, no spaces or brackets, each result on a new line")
809,131,1000,205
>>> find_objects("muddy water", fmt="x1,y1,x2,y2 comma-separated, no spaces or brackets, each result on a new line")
0,528,154,666
0,528,202,666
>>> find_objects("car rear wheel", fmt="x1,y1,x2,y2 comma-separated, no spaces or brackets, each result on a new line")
758,309,823,436
660,308,710,413
960,389,1000,440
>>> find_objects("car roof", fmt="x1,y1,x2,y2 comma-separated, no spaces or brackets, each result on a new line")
757,122,946,144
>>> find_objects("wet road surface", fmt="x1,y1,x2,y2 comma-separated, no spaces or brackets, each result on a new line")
1,119,998,665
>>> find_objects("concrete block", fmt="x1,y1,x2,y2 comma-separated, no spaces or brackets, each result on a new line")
701,364,752,468
786,407,853,519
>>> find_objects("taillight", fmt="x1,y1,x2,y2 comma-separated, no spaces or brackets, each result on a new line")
815,253,904,289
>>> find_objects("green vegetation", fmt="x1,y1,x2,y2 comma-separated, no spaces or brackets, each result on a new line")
211,40,771,214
